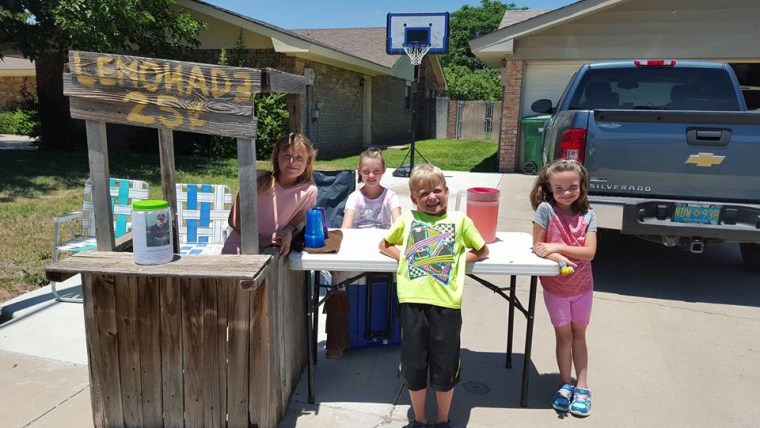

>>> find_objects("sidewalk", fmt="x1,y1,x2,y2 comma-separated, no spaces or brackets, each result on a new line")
0,134,37,150
2,170,759,427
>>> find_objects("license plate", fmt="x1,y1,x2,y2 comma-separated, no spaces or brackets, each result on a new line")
673,203,721,225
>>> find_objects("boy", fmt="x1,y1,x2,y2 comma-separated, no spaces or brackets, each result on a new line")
379,164,489,428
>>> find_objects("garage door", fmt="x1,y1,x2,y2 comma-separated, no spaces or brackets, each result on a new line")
521,61,586,116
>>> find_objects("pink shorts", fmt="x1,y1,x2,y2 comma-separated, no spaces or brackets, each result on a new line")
543,290,593,327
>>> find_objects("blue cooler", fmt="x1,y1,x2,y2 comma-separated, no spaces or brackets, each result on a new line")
347,273,401,348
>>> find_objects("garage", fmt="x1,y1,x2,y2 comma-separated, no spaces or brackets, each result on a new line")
521,61,585,116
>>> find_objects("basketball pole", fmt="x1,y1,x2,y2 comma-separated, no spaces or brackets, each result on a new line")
393,64,429,177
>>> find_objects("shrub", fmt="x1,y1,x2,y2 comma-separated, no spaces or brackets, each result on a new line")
0,107,40,136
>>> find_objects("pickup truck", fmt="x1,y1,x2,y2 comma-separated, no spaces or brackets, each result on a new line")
531,59,760,270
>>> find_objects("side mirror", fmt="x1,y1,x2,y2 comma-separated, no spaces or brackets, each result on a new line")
531,99,554,114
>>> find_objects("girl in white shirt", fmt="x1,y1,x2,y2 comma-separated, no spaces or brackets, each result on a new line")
325,147,402,359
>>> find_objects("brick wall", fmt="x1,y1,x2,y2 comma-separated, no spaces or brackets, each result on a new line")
305,62,364,157
193,50,365,157
372,76,411,146
499,60,524,172
0,76,37,107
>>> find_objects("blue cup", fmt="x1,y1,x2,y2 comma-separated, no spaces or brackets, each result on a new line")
304,208,325,248
315,206,329,236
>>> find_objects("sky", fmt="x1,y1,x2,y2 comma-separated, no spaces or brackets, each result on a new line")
202,0,578,29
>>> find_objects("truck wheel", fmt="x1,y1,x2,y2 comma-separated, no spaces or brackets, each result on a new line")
740,243,760,271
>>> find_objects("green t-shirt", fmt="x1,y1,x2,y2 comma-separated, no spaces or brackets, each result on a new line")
384,210,486,309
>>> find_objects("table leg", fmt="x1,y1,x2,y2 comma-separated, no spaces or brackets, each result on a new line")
520,275,538,408
312,271,320,365
506,275,516,369
306,271,315,404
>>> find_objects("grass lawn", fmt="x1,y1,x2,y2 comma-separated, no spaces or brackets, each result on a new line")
0,139,497,302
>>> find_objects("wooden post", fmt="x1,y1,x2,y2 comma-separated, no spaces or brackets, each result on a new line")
85,120,115,251
158,128,180,253
237,137,259,254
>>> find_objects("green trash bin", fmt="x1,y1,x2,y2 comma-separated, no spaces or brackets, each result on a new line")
520,114,551,175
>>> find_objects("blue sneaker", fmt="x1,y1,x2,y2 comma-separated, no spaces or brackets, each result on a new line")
552,383,575,412
570,387,591,417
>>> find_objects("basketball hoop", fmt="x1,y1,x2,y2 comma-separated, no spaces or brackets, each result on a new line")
403,43,431,65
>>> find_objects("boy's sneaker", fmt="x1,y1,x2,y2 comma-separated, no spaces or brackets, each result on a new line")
411,421,428,428
433,421,451,428
569,387,592,417
551,383,575,412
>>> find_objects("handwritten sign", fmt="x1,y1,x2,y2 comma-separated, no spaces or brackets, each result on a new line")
64,51,263,137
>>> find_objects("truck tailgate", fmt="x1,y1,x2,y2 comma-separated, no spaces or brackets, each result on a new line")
586,110,760,204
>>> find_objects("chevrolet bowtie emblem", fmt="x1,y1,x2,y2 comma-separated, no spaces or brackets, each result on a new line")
685,153,725,167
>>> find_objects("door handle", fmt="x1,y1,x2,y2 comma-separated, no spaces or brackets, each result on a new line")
686,128,730,146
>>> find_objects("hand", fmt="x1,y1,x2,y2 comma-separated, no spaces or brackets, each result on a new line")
534,242,559,258
275,226,294,255
558,259,577,275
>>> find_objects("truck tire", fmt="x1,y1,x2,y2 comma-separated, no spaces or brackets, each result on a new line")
740,243,760,271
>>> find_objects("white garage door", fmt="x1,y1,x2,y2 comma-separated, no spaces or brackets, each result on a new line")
521,61,586,117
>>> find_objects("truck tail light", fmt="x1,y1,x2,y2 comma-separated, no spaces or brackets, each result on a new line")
558,128,586,164
634,59,677,67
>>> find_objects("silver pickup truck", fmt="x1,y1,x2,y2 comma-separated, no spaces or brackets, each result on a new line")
532,59,760,270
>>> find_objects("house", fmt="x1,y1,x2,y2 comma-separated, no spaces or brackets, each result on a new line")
2,1,446,156
470,0,760,172
0,56,36,107
178,0,447,156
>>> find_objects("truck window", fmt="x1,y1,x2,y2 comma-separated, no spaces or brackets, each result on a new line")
568,67,741,111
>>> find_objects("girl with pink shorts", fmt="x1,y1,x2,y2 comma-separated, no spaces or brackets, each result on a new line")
529,159,598,417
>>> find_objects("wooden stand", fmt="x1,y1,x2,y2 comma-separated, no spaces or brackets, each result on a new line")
46,251,306,427
50,51,308,427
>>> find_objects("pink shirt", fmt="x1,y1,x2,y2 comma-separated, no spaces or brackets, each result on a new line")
222,180,317,254
533,202,597,297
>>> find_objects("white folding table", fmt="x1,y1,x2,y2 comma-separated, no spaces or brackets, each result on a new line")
289,228,558,407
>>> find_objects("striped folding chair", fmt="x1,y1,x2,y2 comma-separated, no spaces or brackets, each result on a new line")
176,183,233,256
52,177,150,302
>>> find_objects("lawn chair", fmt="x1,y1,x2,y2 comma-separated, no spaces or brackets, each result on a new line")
176,183,233,256
52,177,150,302
314,170,356,228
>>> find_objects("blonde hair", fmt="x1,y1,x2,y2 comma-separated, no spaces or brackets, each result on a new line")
257,132,317,192
409,163,447,196
357,147,385,183
529,159,591,212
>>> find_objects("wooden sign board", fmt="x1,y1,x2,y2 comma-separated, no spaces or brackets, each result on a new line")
64,51,264,137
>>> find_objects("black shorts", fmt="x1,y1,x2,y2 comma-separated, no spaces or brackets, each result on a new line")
399,303,462,392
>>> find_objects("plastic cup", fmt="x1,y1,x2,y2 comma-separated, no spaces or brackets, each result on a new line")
304,208,325,248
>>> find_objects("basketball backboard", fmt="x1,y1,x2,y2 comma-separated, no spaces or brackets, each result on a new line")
386,12,450,55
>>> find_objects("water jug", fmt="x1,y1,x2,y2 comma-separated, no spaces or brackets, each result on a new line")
456,187,499,243
304,208,326,248
132,199,174,264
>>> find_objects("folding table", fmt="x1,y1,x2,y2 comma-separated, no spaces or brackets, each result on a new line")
289,228,558,407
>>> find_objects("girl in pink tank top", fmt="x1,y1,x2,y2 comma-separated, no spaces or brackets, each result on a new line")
222,133,317,255
529,159,597,417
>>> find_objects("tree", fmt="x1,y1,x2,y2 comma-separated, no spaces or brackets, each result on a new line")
0,1,205,150
202,31,287,160
443,65,503,101
440,1,524,100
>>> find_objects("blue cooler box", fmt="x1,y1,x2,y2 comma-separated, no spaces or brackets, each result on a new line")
347,273,401,348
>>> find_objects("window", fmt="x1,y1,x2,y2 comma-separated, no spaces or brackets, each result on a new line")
569,67,741,111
